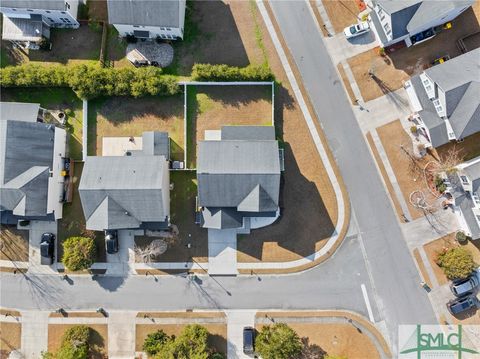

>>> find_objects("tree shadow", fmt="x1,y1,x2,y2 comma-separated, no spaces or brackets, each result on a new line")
208,333,228,357
89,327,107,359
295,337,327,359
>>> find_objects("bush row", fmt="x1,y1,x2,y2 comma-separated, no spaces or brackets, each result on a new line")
0,64,180,99
191,63,274,82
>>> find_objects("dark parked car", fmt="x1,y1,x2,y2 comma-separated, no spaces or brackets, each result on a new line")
450,275,479,297
447,295,477,315
243,327,255,355
40,233,55,265
105,230,118,254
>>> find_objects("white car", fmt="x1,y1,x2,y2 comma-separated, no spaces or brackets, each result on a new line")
343,21,371,39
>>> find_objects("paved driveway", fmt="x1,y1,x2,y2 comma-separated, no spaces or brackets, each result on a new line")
208,229,238,275
28,220,57,274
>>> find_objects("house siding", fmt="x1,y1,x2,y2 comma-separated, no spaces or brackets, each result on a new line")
112,23,183,40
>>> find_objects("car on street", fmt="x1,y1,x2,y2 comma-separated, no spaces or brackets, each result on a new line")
243,327,255,354
343,21,370,39
450,275,479,297
40,233,55,265
447,295,477,315
105,230,119,254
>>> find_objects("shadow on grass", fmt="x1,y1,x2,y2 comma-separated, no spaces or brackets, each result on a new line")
89,327,107,359
209,333,228,357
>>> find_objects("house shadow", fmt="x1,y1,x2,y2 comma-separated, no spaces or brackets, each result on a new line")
347,31,376,46
237,142,336,261
92,275,126,292
168,1,251,76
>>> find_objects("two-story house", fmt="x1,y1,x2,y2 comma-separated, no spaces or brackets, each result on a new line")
0,0,79,46
404,48,480,148
0,102,67,224
369,0,473,50
107,0,186,41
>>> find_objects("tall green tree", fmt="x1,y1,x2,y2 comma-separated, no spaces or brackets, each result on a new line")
256,323,302,359
62,236,96,271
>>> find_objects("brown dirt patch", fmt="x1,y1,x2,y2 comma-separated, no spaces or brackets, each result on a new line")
49,312,105,318
348,5,480,101
413,248,433,289
322,0,361,34
0,310,20,317
0,322,21,357
424,233,480,286
436,132,480,162
309,1,328,37
88,95,184,161
337,63,357,105
376,120,438,220
48,324,107,359
135,323,227,355
87,0,108,22
366,132,405,222
0,225,29,262
137,311,225,319
187,85,272,168
0,267,27,274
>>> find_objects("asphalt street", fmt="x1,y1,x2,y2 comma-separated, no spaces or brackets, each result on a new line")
269,0,436,343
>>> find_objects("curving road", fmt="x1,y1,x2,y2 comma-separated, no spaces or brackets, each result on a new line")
0,1,436,353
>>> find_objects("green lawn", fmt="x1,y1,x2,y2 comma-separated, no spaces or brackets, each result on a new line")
0,88,84,160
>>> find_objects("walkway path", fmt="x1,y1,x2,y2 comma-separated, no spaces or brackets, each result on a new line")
21,311,49,359
107,311,137,358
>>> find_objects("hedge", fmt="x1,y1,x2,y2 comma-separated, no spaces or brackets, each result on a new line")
0,64,180,99
62,236,96,271
191,63,274,82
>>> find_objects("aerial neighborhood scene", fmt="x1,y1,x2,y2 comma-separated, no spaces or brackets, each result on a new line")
1,0,480,358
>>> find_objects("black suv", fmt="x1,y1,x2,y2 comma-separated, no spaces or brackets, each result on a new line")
40,233,55,265
243,327,255,355
447,295,477,315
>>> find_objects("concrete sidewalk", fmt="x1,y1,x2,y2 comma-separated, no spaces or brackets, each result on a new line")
21,311,49,359
107,311,137,359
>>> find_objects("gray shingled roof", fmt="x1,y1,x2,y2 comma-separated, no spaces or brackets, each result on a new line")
79,155,169,230
197,126,280,229
0,102,39,122
0,120,54,217
107,0,182,27
142,131,169,158
375,0,474,40
0,0,65,10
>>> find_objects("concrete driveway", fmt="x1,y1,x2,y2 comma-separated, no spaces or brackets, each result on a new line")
208,229,238,275
27,220,57,274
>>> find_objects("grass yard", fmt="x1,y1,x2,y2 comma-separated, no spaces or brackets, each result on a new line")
105,26,130,68
48,324,107,359
348,5,480,101
0,322,21,358
376,120,438,220
87,0,108,22
135,317,227,356
0,88,84,160
0,225,29,262
57,162,105,263
322,0,362,34
186,85,273,168
157,171,208,263
88,95,184,160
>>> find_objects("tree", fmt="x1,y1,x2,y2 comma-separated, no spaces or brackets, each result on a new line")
436,247,476,280
256,323,302,359
62,236,96,271
134,239,168,263
48,325,91,359
143,330,170,356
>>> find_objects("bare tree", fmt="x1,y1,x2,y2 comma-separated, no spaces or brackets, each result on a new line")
134,239,168,263
431,145,464,175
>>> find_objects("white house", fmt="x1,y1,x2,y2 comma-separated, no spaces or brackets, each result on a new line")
0,0,79,46
107,0,186,41
369,0,474,50
404,48,480,148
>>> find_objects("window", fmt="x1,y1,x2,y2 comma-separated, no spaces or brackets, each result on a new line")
160,27,166,30
66,2,70,9
425,85,432,92
46,10,51,13
11,8,16,11
473,193,480,206
166,27,171,31
461,176,469,185
133,25,140,28
48,17,54,22
61,11,66,14
383,23,391,34
27,9,33,11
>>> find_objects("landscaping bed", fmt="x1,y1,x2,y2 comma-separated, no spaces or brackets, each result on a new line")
322,0,362,34
348,5,480,102
48,324,107,359
57,162,106,263
186,84,273,168
0,322,21,357
0,88,84,160
0,225,29,262
436,132,480,162
88,95,184,160
376,120,438,220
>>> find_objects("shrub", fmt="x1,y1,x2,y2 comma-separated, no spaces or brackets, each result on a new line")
62,236,96,271
456,231,469,244
191,63,274,82
0,64,181,99
410,125,418,133
256,323,302,359
436,247,476,280
378,47,386,56
143,330,170,356
56,325,90,359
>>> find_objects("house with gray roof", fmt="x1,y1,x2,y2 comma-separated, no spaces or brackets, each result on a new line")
369,0,473,49
0,0,79,47
79,132,170,231
197,126,281,231
448,156,480,240
0,102,67,224
107,0,186,40
404,48,480,148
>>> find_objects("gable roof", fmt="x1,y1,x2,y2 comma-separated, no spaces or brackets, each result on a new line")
79,155,169,230
197,126,280,229
0,119,54,217
107,0,183,28
0,102,40,122
0,0,65,10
